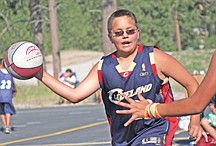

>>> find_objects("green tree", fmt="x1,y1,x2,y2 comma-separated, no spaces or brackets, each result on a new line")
0,0,33,58
57,0,102,51
0,0,215,57
118,0,176,51
29,0,46,70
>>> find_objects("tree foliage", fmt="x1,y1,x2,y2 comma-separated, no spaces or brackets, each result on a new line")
0,0,33,56
0,0,215,59
57,0,102,51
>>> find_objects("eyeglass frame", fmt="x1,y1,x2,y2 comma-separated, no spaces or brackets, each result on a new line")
110,28,139,37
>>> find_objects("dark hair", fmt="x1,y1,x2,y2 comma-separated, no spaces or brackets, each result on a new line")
107,9,138,34
0,58,6,68
65,68,72,73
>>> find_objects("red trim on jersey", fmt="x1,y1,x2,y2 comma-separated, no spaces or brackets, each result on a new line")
161,82,178,146
112,53,116,58
98,70,102,83
162,82,174,102
151,64,158,76
137,44,143,52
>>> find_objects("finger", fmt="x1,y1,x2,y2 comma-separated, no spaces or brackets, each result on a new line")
114,101,132,109
116,109,133,115
137,92,150,104
137,91,145,101
202,131,208,143
188,128,196,139
194,131,202,144
121,93,137,104
124,115,137,127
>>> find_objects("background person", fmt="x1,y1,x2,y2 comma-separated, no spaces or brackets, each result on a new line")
0,59,17,134
58,68,77,104
200,95,216,140
95,88,103,104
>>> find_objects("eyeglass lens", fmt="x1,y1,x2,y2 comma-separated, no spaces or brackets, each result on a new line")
113,29,136,37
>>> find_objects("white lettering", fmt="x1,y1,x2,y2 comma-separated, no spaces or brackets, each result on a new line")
108,83,153,103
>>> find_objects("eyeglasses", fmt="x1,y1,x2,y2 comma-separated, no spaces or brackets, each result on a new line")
111,28,137,37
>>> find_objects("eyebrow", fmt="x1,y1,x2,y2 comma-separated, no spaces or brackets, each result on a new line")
113,27,136,30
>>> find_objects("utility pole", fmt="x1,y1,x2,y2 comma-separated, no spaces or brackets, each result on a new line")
174,10,182,51
29,0,46,71
102,0,117,55
48,0,61,78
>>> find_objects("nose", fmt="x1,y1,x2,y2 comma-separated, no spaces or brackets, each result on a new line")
122,31,128,38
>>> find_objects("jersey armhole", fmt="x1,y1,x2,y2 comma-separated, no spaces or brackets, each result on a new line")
97,59,104,83
149,49,169,85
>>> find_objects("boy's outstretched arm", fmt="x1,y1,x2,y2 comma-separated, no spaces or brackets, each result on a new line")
35,62,100,103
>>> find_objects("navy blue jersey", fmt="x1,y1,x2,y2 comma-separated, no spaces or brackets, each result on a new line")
0,69,14,103
98,45,170,145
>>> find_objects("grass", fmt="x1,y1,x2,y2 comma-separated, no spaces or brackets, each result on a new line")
171,49,214,73
13,83,60,109
13,49,215,109
169,49,214,94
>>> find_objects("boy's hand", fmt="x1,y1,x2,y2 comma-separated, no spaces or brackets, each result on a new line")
188,120,208,144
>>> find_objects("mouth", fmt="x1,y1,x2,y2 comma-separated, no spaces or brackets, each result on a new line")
122,41,131,46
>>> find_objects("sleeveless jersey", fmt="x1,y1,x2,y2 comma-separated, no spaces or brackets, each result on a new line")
0,69,14,103
98,45,171,145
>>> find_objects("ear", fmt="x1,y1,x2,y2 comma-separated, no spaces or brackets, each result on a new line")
137,30,140,40
108,34,114,43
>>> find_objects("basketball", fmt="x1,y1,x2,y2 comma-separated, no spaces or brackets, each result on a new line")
3,41,43,80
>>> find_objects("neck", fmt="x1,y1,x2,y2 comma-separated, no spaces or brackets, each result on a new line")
116,46,138,60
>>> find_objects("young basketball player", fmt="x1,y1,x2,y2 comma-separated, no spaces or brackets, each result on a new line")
35,9,205,145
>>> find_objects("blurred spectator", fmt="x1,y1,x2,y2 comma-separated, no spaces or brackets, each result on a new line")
58,68,77,104
201,95,216,140
95,88,103,104
0,59,17,134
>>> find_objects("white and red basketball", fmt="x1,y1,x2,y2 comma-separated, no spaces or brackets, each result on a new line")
4,41,43,80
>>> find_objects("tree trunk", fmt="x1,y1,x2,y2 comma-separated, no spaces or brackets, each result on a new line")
174,10,182,51
48,0,61,78
102,0,117,55
29,0,46,71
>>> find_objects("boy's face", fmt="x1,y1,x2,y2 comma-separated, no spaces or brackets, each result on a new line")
109,16,139,55
65,72,72,77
